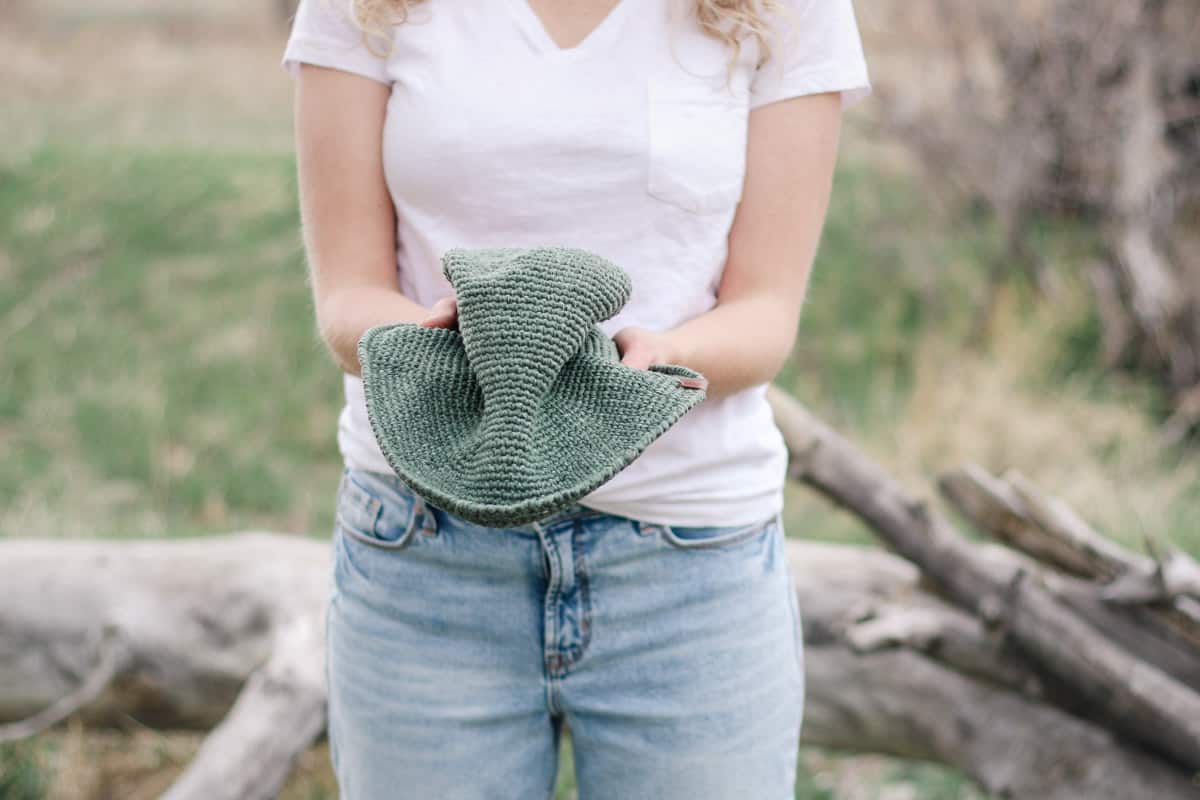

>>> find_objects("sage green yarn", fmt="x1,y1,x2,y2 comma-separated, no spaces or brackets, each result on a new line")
358,245,708,528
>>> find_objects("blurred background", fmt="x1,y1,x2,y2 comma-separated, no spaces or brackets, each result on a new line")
1,0,1196,797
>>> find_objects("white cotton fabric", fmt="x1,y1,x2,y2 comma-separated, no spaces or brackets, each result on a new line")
282,0,872,526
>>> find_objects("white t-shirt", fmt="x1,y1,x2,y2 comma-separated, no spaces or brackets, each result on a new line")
282,0,871,527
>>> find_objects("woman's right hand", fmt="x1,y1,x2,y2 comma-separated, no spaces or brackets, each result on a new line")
419,295,459,329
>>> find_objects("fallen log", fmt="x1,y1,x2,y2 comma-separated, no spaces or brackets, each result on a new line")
0,533,329,799
939,462,1200,689
2,533,1196,798
765,384,1200,775
3,389,1199,796
940,462,1200,612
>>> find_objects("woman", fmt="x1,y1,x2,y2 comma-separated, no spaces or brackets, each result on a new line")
282,0,870,796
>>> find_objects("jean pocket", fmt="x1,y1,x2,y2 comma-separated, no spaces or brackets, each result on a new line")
650,513,777,550
335,469,428,551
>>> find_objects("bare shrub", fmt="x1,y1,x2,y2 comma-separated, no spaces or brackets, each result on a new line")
872,0,1200,435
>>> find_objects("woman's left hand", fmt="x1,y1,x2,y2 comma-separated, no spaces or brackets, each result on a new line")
612,326,683,371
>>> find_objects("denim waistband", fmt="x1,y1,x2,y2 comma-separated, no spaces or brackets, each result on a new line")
351,467,613,532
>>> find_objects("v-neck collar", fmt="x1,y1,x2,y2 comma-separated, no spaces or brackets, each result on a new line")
506,0,636,61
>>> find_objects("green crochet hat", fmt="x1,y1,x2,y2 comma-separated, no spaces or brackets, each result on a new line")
357,245,709,528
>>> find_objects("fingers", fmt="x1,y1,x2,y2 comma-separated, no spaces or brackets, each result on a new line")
613,328,656,370
419,296,459,329
619,342,654,370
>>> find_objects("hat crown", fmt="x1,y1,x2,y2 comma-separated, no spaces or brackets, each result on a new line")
358,244,707,527
441,247,632,465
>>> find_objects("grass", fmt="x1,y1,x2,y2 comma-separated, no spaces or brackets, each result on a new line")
777,147,1200,555
0,135,1002,799
0,143,344,541
4,132,1198,799
0,740,53,800
11,138,1191,551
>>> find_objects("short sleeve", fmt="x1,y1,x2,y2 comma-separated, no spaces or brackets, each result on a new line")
748,0,872,112
281,0,392,85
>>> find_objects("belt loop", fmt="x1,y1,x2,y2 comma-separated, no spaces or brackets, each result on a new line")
414,493,438,537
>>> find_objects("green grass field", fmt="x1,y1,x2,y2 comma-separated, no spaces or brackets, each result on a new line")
5,140,1192,551
2,4,1197,798
9,133,1195,800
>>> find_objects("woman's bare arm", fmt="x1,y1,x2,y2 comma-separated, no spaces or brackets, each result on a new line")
617,91,843,401
293,63,438,376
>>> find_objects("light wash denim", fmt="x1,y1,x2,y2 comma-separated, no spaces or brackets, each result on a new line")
324,467,805,799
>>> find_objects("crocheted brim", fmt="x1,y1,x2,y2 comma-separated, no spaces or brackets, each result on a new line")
358,323,707,528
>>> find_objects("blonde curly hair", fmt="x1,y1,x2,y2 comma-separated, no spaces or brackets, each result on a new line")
346,0,785,79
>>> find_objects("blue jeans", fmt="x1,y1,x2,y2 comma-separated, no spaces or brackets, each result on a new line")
325,467,805,799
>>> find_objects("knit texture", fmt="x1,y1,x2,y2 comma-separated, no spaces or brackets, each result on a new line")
358,245,709,528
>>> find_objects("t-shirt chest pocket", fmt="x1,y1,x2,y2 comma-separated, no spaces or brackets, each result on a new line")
646,75,750,215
